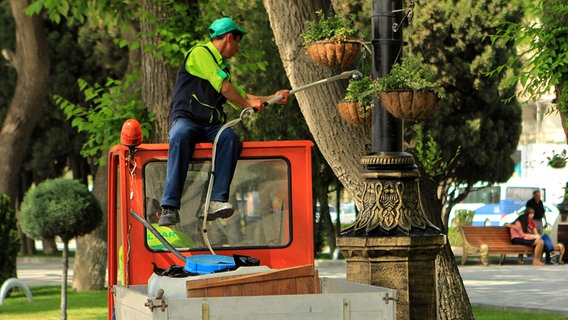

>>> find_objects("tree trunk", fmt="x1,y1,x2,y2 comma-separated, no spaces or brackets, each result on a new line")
1,0,49,201
264,0,474,318
61,241,69,320
141,0,177,143
320,198,337,254
419,170,474,320
72,166,108,291
263,0,369,209
42,238,58,254
17,228,36,255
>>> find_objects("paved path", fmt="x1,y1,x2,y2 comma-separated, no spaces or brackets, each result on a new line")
15,256,568,316
16,257,74,287
315,259,568,316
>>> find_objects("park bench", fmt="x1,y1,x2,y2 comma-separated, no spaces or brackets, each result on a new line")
458,226,565,265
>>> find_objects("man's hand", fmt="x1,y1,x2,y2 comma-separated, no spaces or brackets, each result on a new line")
247,98,264,112
274,90,291,104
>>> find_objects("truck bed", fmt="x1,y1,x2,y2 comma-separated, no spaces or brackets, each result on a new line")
113,277,396,320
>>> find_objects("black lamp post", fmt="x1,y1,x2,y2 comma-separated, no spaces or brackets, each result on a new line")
337,1,445,317
340,0,439,237
371,0,403,153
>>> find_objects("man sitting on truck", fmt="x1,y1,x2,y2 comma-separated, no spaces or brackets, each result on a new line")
159,17,290,226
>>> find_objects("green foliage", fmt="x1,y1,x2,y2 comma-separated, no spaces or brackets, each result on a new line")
372,55,445,98
490,0,568,112
56,75,155,166
545,149,568,168
414,126,460,179
344,76,373,116
302,10,360,45
405,0,524,224
19,178,102,242
454,209,475,226
0,195,20,284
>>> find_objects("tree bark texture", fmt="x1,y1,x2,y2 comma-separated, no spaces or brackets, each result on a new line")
141,0,177,143
263,0,370,209
61,241,69,320
419,173,474,320
1,0,49,201
72,166,108,291
264,1,474,318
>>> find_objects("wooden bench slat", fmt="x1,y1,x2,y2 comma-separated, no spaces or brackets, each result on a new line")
458,226,565,265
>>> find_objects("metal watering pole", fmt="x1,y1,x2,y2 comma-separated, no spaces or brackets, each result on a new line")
202,71,362,255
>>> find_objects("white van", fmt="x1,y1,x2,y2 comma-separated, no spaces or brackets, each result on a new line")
447,178,546,227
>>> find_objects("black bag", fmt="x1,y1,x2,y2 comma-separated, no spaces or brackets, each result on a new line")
233,254,260,267
152,262,190,278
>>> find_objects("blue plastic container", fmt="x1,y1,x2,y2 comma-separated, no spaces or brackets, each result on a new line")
184,254,236,275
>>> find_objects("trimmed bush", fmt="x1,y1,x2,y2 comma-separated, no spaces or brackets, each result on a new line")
19,178,102,242
19,178,102,320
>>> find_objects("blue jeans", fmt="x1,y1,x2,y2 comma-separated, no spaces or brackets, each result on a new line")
161,117,242,209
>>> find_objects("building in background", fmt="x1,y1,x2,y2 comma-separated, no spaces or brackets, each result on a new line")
516,96,567,203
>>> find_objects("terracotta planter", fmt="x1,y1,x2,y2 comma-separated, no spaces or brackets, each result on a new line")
307,39,362,68
378,90,440,120
336,101,371,125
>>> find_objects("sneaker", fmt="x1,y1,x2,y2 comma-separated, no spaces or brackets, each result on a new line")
199,201,234,221
158,207,180,226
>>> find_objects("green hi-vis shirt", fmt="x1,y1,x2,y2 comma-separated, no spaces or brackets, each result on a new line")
185,41,246,111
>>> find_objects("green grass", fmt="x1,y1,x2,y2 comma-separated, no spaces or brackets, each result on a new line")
448,226,462,247
0,286,107,320
473,306,568,319
2,286,566,319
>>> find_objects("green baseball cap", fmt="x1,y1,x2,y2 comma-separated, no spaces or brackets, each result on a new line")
208,17,248,39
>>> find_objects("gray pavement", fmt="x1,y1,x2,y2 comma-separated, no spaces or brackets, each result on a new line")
316,258,568,317
16,257,74,287
15,254,568,316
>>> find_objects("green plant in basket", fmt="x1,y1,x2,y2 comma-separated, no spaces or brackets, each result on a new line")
302,10,360,46
372,55,445,99
546,149,568,168
344,76,374,117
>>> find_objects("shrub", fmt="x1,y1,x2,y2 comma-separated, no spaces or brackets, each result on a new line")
19,178,102,242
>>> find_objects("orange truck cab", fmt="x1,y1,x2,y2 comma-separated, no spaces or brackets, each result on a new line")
106,121,315,318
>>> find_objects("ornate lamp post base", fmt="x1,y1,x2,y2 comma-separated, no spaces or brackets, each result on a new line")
336,235,445,320
341,152,441,237
338,152,445,320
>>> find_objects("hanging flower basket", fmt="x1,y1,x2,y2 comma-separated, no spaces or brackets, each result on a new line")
307,39,362,68
337,101,371,125
378,90,440,120
549,159,567,169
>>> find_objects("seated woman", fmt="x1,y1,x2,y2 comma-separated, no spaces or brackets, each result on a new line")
505,207,547,265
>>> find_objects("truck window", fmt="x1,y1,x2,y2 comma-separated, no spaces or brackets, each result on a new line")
142,158,291,251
